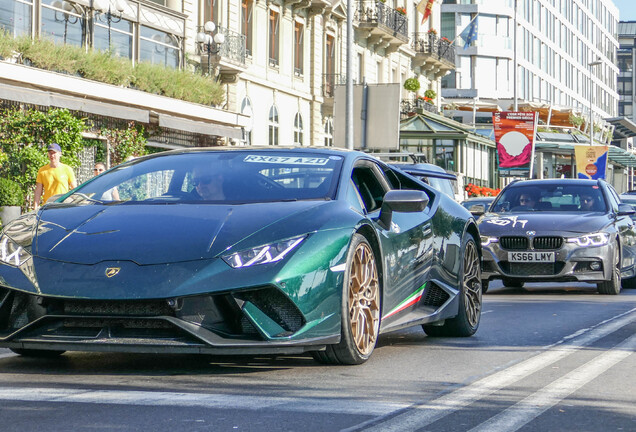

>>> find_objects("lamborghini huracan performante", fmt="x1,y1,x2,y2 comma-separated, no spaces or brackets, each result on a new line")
0,148,482,364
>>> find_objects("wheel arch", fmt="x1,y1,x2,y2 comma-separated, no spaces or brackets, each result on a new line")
354,223,385,310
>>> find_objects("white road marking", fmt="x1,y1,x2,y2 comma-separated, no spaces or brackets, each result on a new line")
469,332,636,432
347,308,636,432
0,387,409,416
0,352,17,359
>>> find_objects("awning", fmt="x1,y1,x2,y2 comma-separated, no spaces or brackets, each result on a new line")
535,141,636,168
442,98,502,113
606,117,636,139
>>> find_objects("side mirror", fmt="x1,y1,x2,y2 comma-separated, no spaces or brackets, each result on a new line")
617,203,636,216
468,204,486,216
379,190,429,229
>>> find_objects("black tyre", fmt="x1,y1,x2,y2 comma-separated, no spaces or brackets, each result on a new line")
597,247,621,295
502,278,524,288
10,348,65,357
423,235,482,337
312,234,381,365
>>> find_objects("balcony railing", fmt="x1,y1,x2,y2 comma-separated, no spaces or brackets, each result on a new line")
356,1,408,39
216,26,246,66
323,73,358,98
401,98,438,118
412,33,456,64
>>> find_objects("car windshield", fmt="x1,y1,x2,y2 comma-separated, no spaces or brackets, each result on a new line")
60,151,343,205
491,183,607,213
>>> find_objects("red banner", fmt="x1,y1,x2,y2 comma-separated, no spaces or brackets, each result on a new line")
417,0,435,24
492,111,538,177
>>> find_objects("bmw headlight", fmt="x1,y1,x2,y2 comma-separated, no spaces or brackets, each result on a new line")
222,236,306,269
0,234,32,267
480,236,498,247
566,232,610,247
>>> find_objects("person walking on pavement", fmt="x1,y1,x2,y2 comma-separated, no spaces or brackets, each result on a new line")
33,143,77,210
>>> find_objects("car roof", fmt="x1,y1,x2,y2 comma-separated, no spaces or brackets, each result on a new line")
505,178,602,188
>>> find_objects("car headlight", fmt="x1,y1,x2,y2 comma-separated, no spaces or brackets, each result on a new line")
222,236,306,269
0,234,32,267
480,236,498,247
566,232,610,247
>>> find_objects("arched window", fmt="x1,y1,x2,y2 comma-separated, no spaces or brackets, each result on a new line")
324,117,333,147
268,105,279,146
294,113,303,145
241,97,253,145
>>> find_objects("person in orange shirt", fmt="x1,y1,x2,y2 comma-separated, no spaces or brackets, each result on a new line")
33,143,77,210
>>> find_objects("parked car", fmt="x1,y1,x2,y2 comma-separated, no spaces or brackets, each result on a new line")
389,162,460,201
619,192,636,221
0,147,482,364
478,179,636,294
461,196,496,214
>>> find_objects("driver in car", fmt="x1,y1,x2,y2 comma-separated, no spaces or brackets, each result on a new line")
191,167,225,200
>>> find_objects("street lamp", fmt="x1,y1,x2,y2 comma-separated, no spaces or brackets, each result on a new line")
94,0,125,50
196,21,225,77
588,58,602,145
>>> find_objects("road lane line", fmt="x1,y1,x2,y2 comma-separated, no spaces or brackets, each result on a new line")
0,387,409,416
469,332,636,432
347,308,636,432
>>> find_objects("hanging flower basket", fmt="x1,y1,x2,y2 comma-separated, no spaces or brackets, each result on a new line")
403,77,420,92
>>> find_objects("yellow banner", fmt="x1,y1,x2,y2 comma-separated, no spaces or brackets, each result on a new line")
574,145,608,180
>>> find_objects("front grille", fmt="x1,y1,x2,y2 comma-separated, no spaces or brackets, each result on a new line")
533,236,563,250
500,237,528,250
502,262,566,276
64,300,174,317
422,283,450,308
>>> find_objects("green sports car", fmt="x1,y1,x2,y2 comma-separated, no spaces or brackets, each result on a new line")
0,147,482,364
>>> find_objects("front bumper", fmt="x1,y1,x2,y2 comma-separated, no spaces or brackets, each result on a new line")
0,286,338,355
481,240,614,283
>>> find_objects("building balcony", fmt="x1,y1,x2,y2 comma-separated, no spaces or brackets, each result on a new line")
355,1,409,53
201,26,247,84
401,98,439,119
411,33,456,79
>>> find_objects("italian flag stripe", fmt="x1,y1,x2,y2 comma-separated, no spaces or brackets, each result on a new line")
382,283,427,319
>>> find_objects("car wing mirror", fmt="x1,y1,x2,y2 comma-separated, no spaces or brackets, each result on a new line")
617,203,636,216
378,190,429,230
468,204,485,216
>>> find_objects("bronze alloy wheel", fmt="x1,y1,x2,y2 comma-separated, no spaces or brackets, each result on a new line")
348,241,380,356
463,239,482,328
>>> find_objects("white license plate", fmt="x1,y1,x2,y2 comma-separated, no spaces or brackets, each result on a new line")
508,251,556,262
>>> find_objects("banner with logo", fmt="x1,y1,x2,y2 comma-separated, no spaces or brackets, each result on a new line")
492,111,538,177
574,145,609,180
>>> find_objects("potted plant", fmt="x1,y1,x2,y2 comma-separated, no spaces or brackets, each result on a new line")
396,6,406,15
424,89,437,100
403,77,420,93
428,28,438,35
0,178,24,226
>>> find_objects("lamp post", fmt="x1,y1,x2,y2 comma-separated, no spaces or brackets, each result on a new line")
94,0,125,50
196,21,225,77
588,59,602,145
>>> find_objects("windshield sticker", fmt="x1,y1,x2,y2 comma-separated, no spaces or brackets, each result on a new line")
485,215,528,228
244,155,329,165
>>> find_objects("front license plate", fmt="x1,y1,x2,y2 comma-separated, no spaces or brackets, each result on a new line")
508,251,556,262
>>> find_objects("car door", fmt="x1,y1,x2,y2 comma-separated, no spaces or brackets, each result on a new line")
351,160,435,327
605,184,636,272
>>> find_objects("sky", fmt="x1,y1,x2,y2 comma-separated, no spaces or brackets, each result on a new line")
613,0,636,21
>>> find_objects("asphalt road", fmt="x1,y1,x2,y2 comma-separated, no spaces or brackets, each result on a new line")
0,281,635,432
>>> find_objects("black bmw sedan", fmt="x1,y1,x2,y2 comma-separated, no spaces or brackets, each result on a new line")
478,179,636,294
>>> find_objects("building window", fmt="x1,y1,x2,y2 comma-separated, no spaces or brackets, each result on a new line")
139,27,180,68
41,1,86,47
269,105,279,146
241,0,253,57
241,97,253,145
268,9,279,67
2,0,32,36
203,0,219,23
294,21,304,76
324,118,333,147
94,15,134,59
294,113,303,145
